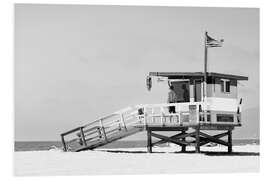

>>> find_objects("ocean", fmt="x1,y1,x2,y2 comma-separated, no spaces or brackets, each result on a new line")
14,139,259,151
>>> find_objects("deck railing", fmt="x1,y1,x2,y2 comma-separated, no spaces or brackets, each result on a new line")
136,102,205,126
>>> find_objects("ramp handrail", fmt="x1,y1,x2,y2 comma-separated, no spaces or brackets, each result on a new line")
60,106,141,151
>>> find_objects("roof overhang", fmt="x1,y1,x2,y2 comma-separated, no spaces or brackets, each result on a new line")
149,72,248,81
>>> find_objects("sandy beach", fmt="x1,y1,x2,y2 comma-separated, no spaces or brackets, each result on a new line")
14,144,259,176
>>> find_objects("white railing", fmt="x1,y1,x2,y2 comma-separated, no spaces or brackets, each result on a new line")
60,106,143,151
135,102,203,127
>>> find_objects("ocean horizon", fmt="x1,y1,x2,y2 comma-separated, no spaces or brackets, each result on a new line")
14,139,260,152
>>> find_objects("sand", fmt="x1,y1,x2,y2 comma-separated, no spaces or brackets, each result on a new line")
14,145,259,176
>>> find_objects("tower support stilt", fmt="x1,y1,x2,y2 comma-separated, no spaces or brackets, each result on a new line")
147,129,152,153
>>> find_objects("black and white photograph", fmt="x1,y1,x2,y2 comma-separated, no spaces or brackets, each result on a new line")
14,3,259,176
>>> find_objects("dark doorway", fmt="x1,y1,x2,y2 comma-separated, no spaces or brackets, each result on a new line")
194,80,202,102
170,81,190,102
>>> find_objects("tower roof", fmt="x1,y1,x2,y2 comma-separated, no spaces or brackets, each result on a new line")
149,72,248,80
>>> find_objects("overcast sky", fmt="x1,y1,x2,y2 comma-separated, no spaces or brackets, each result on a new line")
15,4,259,141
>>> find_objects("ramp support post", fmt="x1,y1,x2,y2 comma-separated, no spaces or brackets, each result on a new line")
147,129,152,153
61,135,67,152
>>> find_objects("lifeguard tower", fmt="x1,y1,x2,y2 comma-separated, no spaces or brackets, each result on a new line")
142,71,247,153
60,32,248,153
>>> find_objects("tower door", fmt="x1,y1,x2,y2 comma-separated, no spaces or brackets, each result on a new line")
170,80,190,102
194,80,202,102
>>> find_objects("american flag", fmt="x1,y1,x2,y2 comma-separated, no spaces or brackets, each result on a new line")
206,33,224,48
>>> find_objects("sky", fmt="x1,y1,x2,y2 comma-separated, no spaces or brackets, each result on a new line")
15,4,259,141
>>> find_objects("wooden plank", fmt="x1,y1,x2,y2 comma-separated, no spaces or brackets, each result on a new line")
82,126,100,134
197,131,229,146
83,129,99,137
104,127,120,134
133,122,238,130
149,72,248,81
199,131,229,146
83,113,117,128
61,127,82,136
85,134,100,142
151,132,190,146
146,126,189,131
67,137,81,144
80,127,87,146
152,132,182,146
199,124,235,130
152,131,195,146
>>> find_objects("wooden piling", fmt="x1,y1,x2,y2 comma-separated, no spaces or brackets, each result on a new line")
147,129,152,153
228,130,232,153
181,130,187,152
195,126,200,153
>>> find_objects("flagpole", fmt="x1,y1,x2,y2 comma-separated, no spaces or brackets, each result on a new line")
203,31,208,122
204,31,208,76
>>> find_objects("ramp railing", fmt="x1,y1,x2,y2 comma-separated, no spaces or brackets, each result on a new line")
60,106,143,151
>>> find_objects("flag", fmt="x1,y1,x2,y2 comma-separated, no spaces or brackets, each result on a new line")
206,33,224,48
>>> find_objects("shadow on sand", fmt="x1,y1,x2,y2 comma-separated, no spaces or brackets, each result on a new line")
202,151,260,156
98,149,259,156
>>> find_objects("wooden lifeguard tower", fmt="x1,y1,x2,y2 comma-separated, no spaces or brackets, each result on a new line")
143,71,247,153
60,32,248,153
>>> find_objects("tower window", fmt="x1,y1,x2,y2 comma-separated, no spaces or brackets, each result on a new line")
225,81,230,93
220,79,230,93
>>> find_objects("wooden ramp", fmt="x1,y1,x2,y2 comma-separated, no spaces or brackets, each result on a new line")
60,106,144,152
